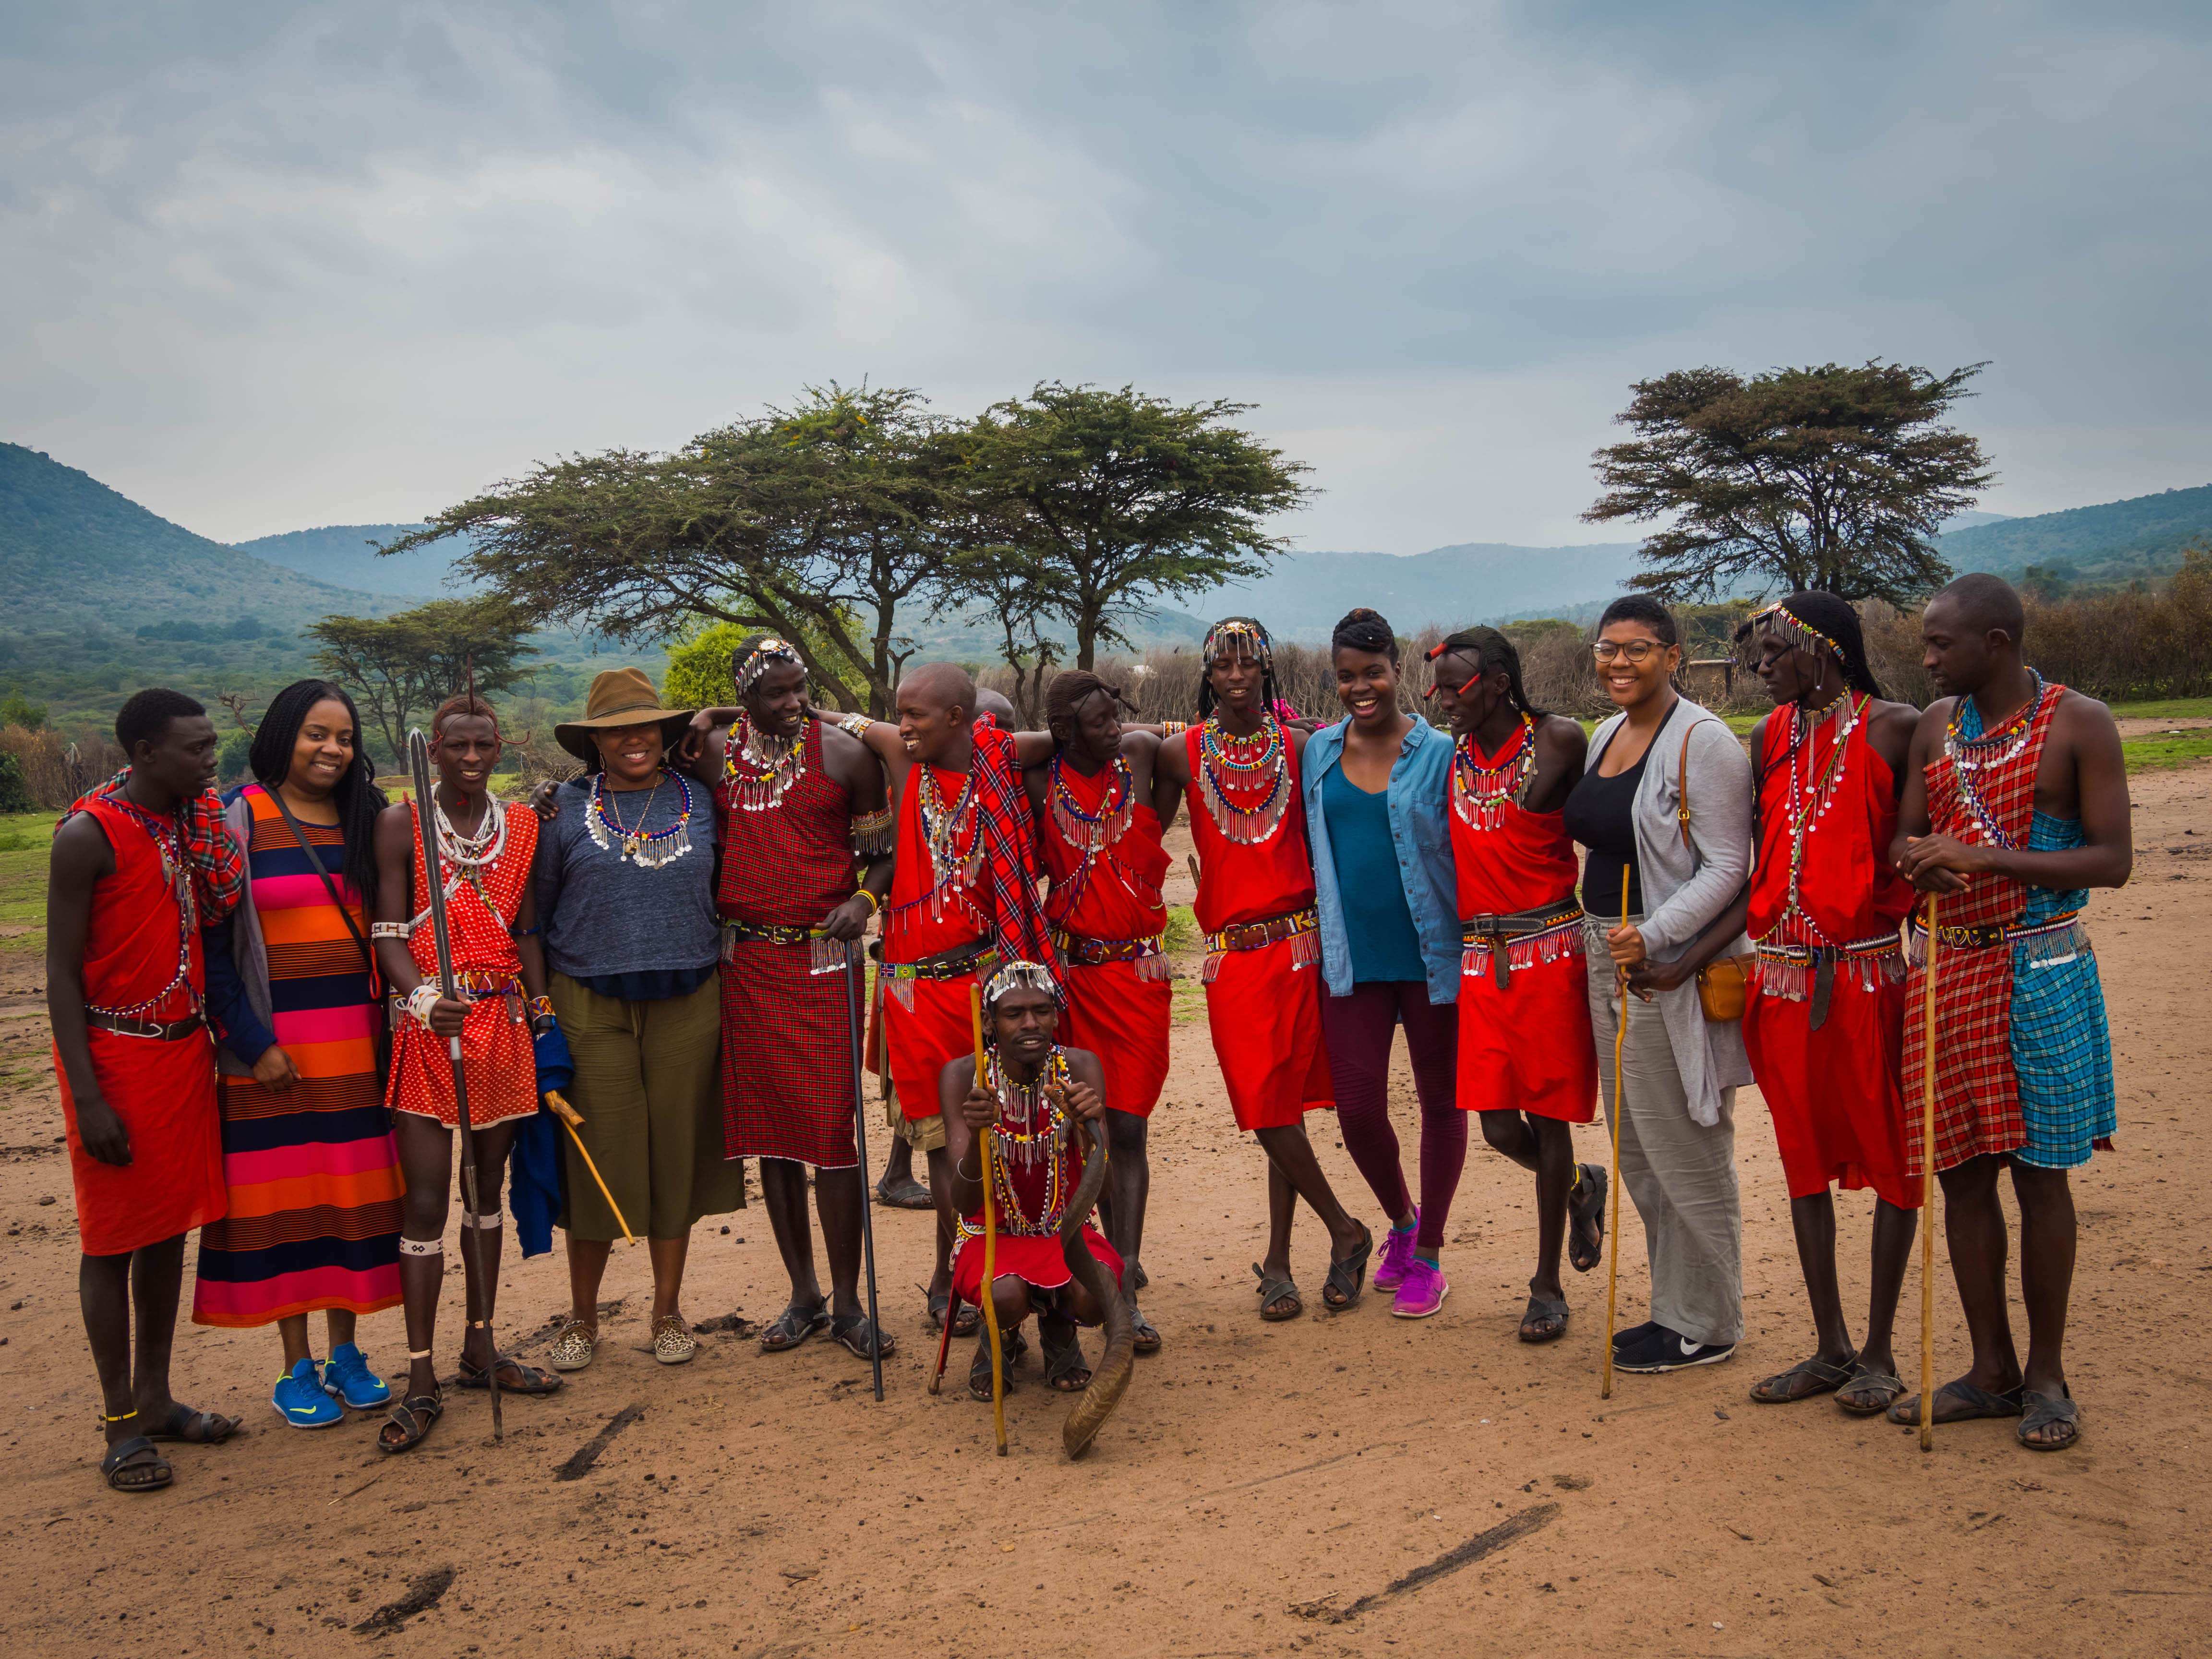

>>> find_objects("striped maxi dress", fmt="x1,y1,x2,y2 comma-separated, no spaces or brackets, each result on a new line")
192,784,404,1327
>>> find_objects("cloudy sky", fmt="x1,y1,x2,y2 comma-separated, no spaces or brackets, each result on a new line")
4,1,2206,551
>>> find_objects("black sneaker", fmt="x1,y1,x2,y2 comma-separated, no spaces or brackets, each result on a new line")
1612,1323,1735,1373
1610,1320,1658,1352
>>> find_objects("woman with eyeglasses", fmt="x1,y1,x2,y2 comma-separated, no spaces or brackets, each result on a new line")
1562,596,1754,1377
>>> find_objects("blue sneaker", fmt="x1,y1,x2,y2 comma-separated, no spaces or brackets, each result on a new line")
321,1343,391,1410
273,1357,343,1429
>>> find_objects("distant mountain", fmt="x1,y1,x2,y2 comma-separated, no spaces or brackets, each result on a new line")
0,444,402,635
1938,484,2212,584
231,523,472,599
1941,509,2012,532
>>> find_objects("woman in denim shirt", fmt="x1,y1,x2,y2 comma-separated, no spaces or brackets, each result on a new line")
1303,609,1465,1318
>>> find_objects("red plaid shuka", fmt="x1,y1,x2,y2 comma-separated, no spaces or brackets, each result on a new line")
62,770,245,925
1902,682,2059,1176
719,719,862,1169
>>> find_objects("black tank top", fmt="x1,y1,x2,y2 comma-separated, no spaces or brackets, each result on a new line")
1564,698,1679,916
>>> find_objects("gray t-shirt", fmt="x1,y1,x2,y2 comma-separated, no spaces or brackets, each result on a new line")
534,771,721,991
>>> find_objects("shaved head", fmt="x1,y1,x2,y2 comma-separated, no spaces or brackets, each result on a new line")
901,661,976,717
1932,572,2026,643
973,687,1016,727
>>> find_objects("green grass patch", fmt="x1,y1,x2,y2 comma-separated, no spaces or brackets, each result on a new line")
2122,730,2212,773
0,811,58,947
2108,696,2212,721
1163,904,1198,953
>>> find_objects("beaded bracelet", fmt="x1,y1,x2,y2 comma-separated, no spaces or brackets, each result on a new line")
370,922,411,940
405,983,446,1031
835,713,874,739
527,994,555,1022
857,889,882,915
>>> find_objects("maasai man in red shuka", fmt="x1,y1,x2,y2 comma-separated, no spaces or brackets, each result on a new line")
1021,668,1178,1355
830,662,1059,1335
49,689,245,1493
1153,619,1372,1323
1890,574,2128,1453
1425,627,1608,1346
940,962,1122,1400
678,637,896,1364
370,693,563,1454
1733,593,1924,1419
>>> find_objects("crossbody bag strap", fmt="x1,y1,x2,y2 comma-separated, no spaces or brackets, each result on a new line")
266,787,376,977
1676,724,1696,850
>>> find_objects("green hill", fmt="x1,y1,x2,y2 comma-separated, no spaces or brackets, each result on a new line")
0,444,405,632
230,523,472,598
1939,484,2212,587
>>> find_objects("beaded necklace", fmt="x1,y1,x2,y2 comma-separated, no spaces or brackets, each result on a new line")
982,1046,1073,1234
916,761,982,917
432,791,507,900
722,714,806,812
1762,693,1868,950
1451,713,1537,831
587,767,697,869
1945,672,2046,852
1195,714,1290,844
93,796,197,1019
1047,752,1133,853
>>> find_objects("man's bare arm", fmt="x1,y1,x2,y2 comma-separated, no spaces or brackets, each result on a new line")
47,814,129,1164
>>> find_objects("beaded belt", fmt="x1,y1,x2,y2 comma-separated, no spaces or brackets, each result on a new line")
387,970,526,1028
1050,926,1169,974
1201,907,1320,984
1911,909,2082,954
86,1009,204,1041
1752,931,1903,1029
1459,900,1585,990
722,919,852,976
877,940,998,1010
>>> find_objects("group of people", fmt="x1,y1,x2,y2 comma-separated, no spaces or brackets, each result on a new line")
46,567,2126,1493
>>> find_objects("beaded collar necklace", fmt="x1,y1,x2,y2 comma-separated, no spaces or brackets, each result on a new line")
1451,713,1537,831
723,714,806,812
1765,693,1868,948
1196,713,1289,844
916,759,982,893
982,1046,1074,1237
1945,671,2047,852
588,767,697,868
431,791,507,897
1047,752,1133,853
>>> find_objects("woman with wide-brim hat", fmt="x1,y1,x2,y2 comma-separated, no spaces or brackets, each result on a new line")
534,667,743,1371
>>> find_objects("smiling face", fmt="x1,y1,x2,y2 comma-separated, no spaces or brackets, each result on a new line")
989,986,1060,1069
744,658,807,742
136,713,221,799
286,697,356,801
1429,648,1507,737
1207,641,1265,722
592,719,666,787
894,670,970,766
1333,645,1401,731
1053,688,1121,766
432,712,501,796
1753,633,1831,708
1592,621,1680,712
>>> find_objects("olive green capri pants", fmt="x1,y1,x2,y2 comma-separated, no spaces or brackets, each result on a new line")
551,972,745,1241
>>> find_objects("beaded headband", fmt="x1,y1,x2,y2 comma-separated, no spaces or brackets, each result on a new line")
735,638,804,697
1202,619,1273,671
1749,601,1844,665
983,960,1064,1011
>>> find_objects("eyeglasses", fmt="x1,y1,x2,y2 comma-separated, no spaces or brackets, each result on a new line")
1591,640,1664,664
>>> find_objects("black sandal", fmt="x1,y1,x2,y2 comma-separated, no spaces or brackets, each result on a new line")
144,1403,242,1445
2018,1386,2080,1452
1130,1305,1162,1355
1886,1377,2024,1427
1749,1352,1858,1404
875,1175,934,1211
1568,1163,1608,1274
1836,1363,1907,1417
969,1333,1019,1401
1518,1293,1570,1344
101,1435,172,1492
1042,1325,1092,1393
927,1288,980,1338
761,1299,831,1352
378,1393,443,1455
456,1354,563,1395
1322,1226,1374,1311
1253,1263,1302,1322
830,1312,896,1360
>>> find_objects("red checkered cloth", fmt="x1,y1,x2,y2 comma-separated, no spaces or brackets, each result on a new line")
718,719,862,1168
1901,683,2058,1176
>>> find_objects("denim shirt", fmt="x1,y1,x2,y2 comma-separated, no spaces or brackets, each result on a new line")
1302,715,1459,1003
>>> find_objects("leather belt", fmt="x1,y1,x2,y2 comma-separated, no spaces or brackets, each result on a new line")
86,1009,204,1041
1460,900,1584,990
722,919,822,956
1050,926,1166,966
878,939,998,983
1915,910,2080,952
1203,907,1319,956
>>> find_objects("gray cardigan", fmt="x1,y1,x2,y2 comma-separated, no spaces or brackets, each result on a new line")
1587,695,1755,1128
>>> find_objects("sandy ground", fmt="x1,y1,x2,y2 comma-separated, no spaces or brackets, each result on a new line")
1,765,2208,1659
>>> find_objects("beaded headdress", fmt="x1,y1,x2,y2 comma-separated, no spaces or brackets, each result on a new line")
983,959,1064,1012
735,637,804,697
1201,617,1274,672
1748,601,1843,666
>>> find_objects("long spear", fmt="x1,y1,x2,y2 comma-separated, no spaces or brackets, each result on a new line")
406,729,502,1443
846,939,884,1402
1918,895,1942,1454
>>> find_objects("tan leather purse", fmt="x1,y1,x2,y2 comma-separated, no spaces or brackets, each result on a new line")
1674,723,1751,1024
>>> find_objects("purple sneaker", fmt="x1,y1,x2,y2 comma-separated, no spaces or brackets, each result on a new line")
1392,1258,1449,1320
1371,1214,1421,1292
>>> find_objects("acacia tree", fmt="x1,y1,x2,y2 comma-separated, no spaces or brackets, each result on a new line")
385,386,971,715
306,595,538,762
956,384,1312,670
1582,361,1995,603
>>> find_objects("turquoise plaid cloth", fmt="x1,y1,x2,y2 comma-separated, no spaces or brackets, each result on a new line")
2009,811,2115,1168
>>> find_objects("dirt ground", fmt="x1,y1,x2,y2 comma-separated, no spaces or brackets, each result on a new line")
1,764,2207,1659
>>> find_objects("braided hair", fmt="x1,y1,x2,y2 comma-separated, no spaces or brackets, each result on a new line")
1432,626,1544,716
1329,607,1399,661
1044,669,1127,743
249,678,385,912
430,691,502,741
1197,616,1281,720
1736,590,1885,698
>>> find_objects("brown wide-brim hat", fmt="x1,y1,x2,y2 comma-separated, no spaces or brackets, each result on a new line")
553,667,697,764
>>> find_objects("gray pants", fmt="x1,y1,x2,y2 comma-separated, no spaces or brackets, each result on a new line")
1587,933,1743,1347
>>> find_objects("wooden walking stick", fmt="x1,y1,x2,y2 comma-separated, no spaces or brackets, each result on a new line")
971,984,1008,1455
406,729,501,1443
1600,865,1632,1402
1918,894,1942,1454
541,1091,636,1245
846,939,885,1403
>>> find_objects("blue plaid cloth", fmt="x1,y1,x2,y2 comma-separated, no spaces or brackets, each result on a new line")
2009,811,2115,1168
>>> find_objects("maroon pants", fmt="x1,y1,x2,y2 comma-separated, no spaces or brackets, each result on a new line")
1319,980,1465,1252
